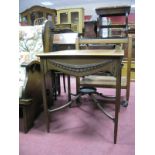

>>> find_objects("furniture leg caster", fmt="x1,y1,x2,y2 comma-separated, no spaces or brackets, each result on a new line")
121,100,128,107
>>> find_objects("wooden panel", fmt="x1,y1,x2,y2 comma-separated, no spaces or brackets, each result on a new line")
122,61,135,80
96,6,131,16
84,21,97,38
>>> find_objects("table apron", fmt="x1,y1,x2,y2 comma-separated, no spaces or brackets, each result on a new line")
42,57,122,77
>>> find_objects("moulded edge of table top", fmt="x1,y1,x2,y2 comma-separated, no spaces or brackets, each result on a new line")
37,49,124,57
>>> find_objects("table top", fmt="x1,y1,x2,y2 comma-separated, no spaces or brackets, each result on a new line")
37,49,124,58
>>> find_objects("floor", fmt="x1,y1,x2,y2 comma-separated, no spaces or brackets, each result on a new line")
19,78,135,155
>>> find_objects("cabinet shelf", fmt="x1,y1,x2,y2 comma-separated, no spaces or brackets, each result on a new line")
99,25,127,28
95,6,131,38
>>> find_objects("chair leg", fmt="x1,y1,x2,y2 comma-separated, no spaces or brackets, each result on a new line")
126,86,130,102
57,74,61,95
63,74,66,93
76,77,81,103
51,71,57,100
67,75,71,102
76,77,80,95
121,86,130,107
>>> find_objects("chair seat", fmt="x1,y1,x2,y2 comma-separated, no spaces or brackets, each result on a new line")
80,75,127,88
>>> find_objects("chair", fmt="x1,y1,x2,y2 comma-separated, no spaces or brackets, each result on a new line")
42,20,78,97
19,61,43,133
41,20,76,98
19,24,44,132
75,34,134,107
19,20,55,132
73,35,133,143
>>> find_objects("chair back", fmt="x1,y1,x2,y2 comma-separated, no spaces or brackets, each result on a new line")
75,35,133,89
42,20,78,52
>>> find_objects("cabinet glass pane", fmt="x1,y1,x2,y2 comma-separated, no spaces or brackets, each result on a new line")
71,12,79,24
60,13,68,23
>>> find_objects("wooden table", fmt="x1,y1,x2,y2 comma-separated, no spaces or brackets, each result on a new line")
37,49,124,143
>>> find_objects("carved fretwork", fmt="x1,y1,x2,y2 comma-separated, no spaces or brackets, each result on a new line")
47,59,119,77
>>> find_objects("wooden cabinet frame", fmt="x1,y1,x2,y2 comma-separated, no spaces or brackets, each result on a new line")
57,8,84,34
20,5,57,25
